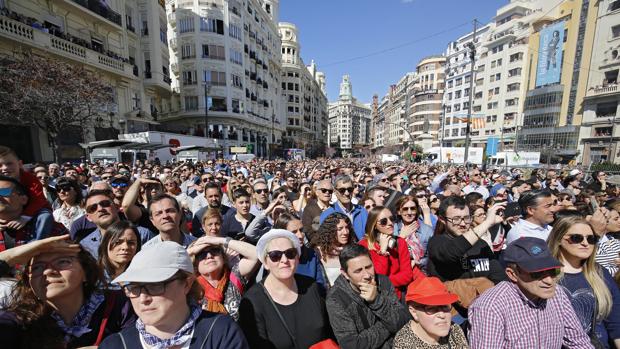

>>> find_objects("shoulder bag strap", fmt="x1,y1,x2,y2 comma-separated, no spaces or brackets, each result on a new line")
590,297,598,336
94,291,118,346
198,314,220,349
259,283,298,349
119,332,128,349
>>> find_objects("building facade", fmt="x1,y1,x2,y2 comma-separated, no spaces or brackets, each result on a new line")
328,75,371,150
518,0,598,164
410,55,446,147
163,0,284,157
278,22,328,157
579,0,620,165
0,0,170,162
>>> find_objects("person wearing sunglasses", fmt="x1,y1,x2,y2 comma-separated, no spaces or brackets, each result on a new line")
468,237,592,348
249,179,271,216
547,216,620,348
302,179,334,240
394,277,468,349
462,169,490,201
52,177,85,231
393,196,434,272
80,189,154,260
239,229,332,349
187,233,258,321
320,175,368,241
359,206,417,300
34,168,58,207
0,235,135,348
100,241,249,349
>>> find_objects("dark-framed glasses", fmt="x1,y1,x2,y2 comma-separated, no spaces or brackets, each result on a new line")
266,248,298,263
122,277,183,298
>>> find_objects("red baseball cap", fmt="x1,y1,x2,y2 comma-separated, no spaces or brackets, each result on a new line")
405,277,459,306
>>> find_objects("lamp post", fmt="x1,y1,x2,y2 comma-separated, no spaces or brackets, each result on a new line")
464,19,478,164
381,121,415,157
203,83,211,140
609,114,617,162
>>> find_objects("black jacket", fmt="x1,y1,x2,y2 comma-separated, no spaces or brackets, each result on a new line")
99,311,248,349
325,274,409,349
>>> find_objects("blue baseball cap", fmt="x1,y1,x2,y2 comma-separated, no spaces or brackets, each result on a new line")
502,237,562,272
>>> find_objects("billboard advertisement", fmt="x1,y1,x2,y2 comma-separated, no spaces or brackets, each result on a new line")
535,21,565,87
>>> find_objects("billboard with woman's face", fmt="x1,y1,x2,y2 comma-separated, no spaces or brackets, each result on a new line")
536,21,565,87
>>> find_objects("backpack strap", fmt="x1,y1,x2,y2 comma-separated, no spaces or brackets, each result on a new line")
94,291,117,346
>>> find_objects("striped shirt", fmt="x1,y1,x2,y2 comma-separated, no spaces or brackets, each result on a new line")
595,235,620,275
468,281,592,349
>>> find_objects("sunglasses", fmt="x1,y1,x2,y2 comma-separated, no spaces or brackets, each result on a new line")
57,185,73,192
430,197,439,203
365,204,375,210
0,187,14,197
378,216,394,226
401,206,417,212
202,177,214,183
86,199,113,214
567,234,599,245
418,304,452,315
266,248,298,263
101,176,112,180
122,277,183,298
111,182,128,188
197,247,224,260
418,177,428,180
336,187,354,194
518,266,561,280
319,188,334,195
255,189,268,194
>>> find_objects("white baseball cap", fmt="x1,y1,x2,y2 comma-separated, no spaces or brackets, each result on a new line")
112,241,194,284
569,169,581,176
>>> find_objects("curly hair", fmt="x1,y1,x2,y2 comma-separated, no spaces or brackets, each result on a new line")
312,212,355,260
6,246,103,348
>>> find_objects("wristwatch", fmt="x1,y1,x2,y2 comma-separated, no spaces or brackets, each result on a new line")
223,236,232,250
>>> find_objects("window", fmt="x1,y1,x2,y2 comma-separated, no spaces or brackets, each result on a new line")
604,69,619,85
229,23,242,40
447,80,453,88
447,92,453,100
179,17,194,33
200,18,224,34
508,68,522,77
232,99,241,113
182,70,197,85
596,102,618,117
202,45,225,60
491,44,504,54
208,97,227,112
612,0,620,11
231,74,243,89
455,78,463,87
203,70,226,86
184,96,199,110
229,49,242,65
181,44,195,59
509,52,523,62
507,83,520,92
455,90,462,99
613,25,620,38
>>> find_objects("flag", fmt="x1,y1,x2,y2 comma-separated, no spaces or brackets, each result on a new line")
471,116,486,130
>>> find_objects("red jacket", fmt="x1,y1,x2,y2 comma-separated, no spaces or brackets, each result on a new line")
19,170,51,217
359,237,424,299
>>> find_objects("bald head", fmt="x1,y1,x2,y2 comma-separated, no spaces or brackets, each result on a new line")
90,181,112,191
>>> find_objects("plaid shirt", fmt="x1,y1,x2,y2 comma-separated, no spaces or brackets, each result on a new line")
468,281,593,349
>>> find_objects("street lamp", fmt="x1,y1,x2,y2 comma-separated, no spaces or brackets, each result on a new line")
203,83,211,139
464,19,478,164
380,121,415,155
609,114,617,162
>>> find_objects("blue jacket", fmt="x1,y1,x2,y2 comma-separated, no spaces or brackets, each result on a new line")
296,246,327,295
99,311,248,349
320,203,368,240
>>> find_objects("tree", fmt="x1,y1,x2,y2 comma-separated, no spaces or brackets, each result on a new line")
0,53,114,162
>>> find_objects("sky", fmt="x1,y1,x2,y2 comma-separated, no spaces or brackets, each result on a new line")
279,0,507,104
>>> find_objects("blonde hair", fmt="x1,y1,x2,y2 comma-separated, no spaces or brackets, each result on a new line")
547,216,612,319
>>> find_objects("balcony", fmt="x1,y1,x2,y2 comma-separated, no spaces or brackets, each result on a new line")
0,15,133,77
585,84,619,99
169,38,177,51
167,12,176,27
67,0,122,27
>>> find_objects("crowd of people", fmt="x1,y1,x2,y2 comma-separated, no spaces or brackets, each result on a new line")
0,143,619,349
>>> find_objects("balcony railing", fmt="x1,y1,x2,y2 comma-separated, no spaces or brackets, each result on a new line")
0,15,131,76
70,0,122,26
587,84,619,98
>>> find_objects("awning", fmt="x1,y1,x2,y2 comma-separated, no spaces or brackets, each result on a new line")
80,139,170,151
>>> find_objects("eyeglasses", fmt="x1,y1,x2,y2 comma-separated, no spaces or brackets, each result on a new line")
86,199,113,214
101,176,112,181
197,247,224,260
378,216,394,226
430,197,439,203
111,182,128,188
29,256,76,277
37,176,48,181
255,188,268,194
122,277,183,298
418,176,428,180
401,206,417,212
319,188,334,195
474,212,487,218
444,216,473,225
0,187,14,197
418,304,452,315
567,234,599,245
266,248,298,262
364,204,376,210
201,177,214,183
415,194,426,198
472,173,481,177
380,178,389,182
336,187,354,194
518,266,561,280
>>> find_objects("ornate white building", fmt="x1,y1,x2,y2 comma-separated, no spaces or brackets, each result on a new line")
328,75,371,150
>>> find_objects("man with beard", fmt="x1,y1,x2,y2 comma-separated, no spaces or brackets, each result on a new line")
192,182,230,236
80,189,153,259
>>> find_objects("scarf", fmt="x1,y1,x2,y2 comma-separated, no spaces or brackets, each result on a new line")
51,291,105,342
197,270,229,314
136,304,202,349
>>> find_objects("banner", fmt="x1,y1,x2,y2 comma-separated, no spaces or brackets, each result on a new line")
486,137,499,157
535,21,565,87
